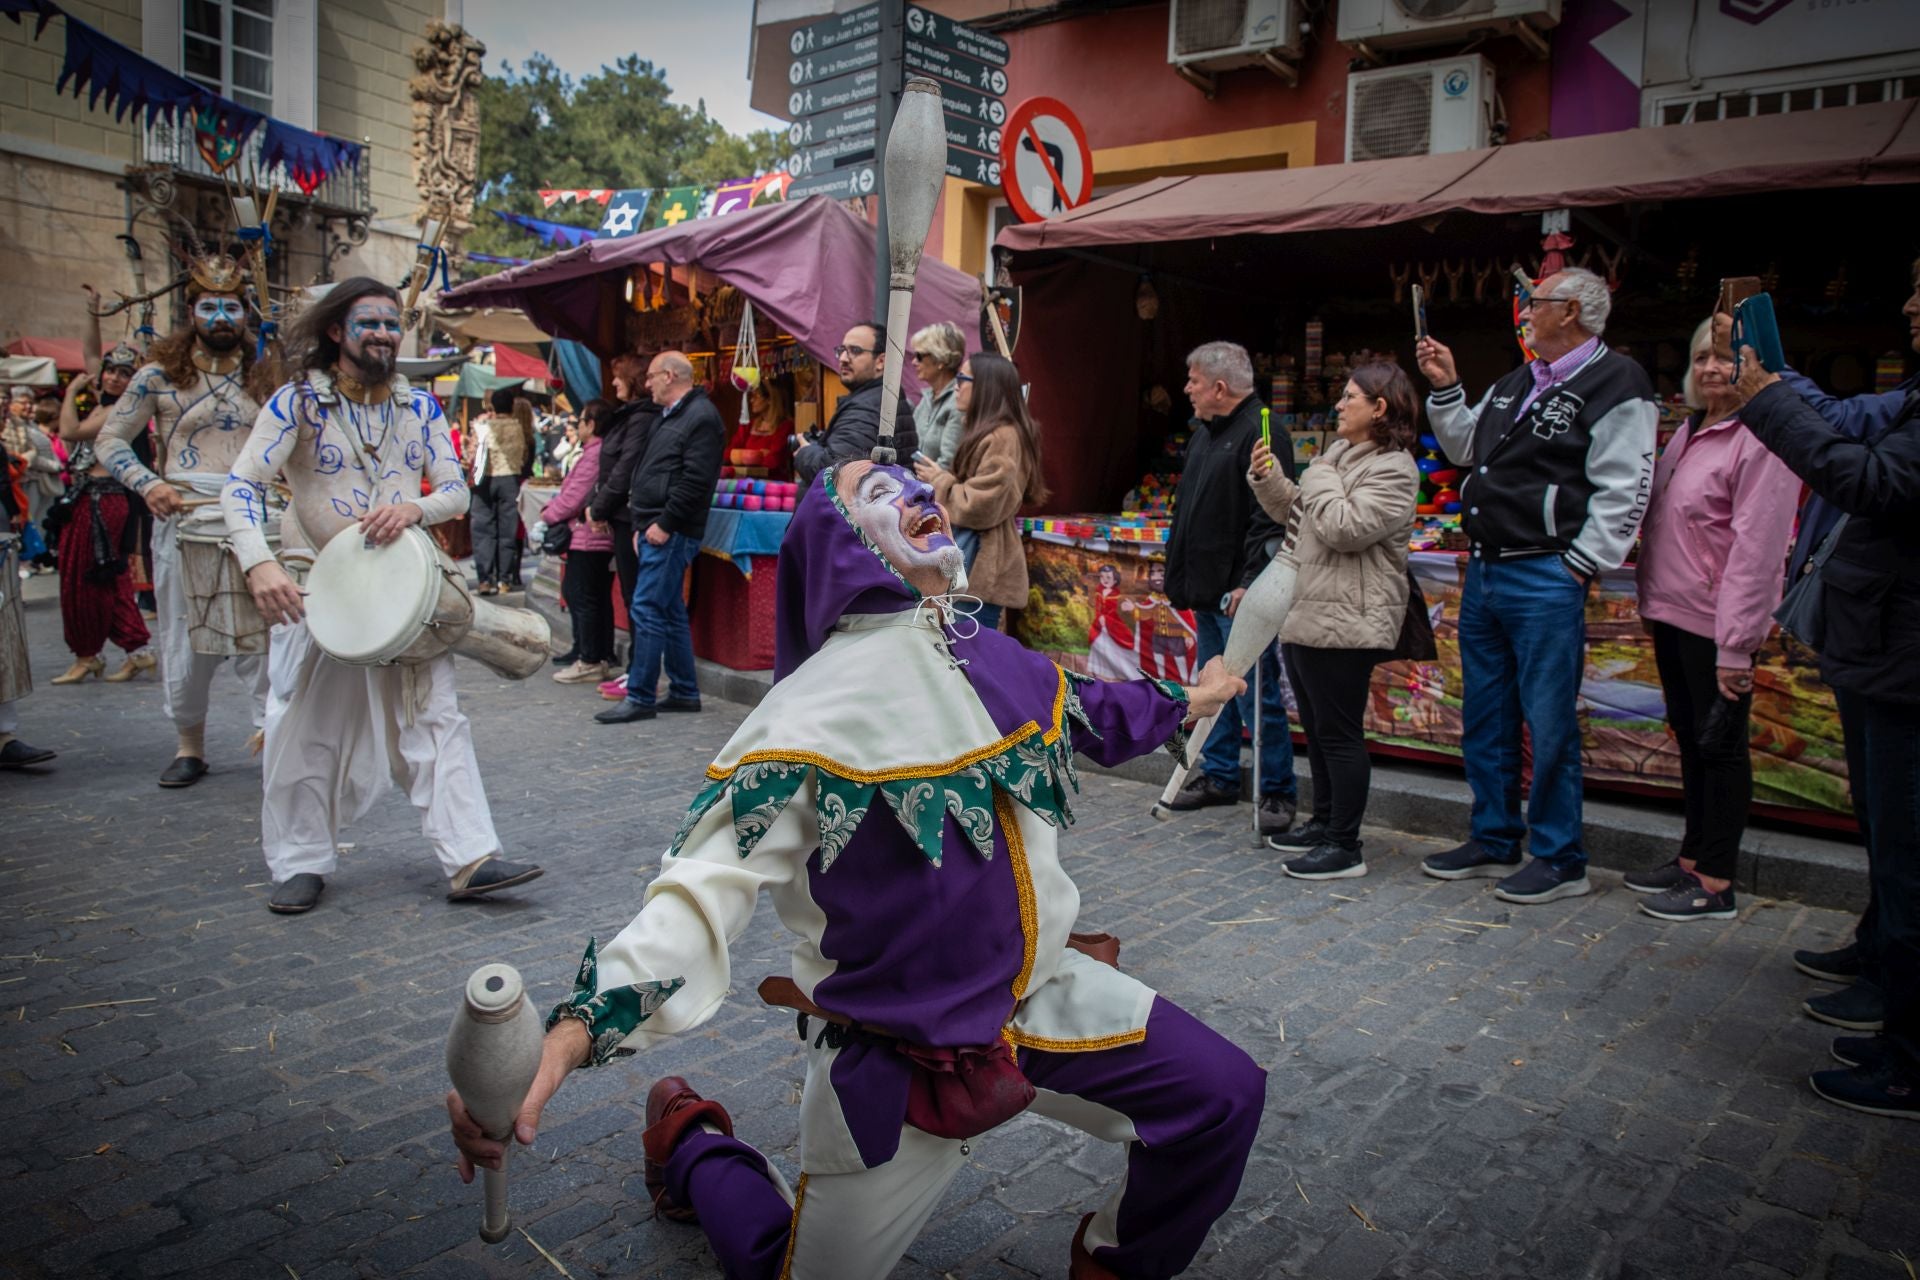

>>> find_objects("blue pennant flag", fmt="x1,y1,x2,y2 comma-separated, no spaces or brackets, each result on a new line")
598,190,650,239
492,209,599,248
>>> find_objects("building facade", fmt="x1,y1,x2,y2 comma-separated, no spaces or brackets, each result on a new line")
1,0,452,350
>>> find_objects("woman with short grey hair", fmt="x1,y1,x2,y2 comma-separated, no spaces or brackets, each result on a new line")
910,321,966,469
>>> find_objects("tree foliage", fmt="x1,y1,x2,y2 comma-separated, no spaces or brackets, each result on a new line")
463,53,785,270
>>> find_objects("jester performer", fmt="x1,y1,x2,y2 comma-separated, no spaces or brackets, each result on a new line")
449,460,1265,1279
223,278,544,916
94,254,275,787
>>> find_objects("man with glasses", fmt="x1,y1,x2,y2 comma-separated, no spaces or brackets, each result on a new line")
1414,267,1657,905
595,351,726,725
793,323,919,489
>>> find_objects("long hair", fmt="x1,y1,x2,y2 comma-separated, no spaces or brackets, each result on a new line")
511,397,537,460
751,380,791,434
148,321,279,405
1346,361,1419,452
953,353,1049,506
283,277,402,378
579,397,612,438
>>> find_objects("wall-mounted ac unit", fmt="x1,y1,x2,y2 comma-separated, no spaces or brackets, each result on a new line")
1168,0,1302,73
1345,55,1494,163
1337,0,1560,54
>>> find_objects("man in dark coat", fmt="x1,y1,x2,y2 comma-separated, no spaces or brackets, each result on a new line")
587,353,660,655
595,351,725,725
1160,340,1299,835
792,322,918,488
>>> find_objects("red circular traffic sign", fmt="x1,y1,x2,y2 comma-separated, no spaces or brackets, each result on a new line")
999,96,1093,223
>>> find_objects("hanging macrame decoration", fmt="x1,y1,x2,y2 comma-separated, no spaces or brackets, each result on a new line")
730,297,760,423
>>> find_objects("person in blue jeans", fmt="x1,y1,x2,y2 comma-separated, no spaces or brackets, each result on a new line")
1415,268,1659,904
596,352,726,724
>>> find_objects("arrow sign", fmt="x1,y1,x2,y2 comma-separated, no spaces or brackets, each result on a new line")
787,101,878,147
944,120,1001,156
788,36,879,88
785,132,878,178
787,67,880,116
905,5,1009,67
789,162,878,202
905,43,1010,96
786,4,880,56
947,149,1002,186
937,85,1008,129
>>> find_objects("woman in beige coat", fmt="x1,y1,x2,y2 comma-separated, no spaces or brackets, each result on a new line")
1248,360,1420,880
913,352,1047,631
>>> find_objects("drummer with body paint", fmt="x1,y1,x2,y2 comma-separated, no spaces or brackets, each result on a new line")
222,277,545,916
93,251,277,787
449,457,1266,1279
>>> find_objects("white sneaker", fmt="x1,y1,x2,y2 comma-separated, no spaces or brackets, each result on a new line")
554,660,609,685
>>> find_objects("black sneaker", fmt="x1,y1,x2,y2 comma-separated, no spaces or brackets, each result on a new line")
1494,858,1592,905
551,649,581,667
1284,842,1367,881
1639,877,1737,922
1808,1061,1920,1120
1421,840,1520,881
1794,941,1862,984
1623,859,1689,894
1804,982,1885,1032
1268,819,1329,854
1832,1036,1892,1070
1164,775,1240,811
1256,794,1297,837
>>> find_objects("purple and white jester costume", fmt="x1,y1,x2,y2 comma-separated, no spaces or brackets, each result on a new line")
546,464,1266,1279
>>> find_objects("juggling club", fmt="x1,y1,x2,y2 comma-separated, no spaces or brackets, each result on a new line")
445,963,544,1243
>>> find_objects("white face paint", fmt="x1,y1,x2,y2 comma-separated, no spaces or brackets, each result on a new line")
193,294,246,352
836,461,966,596
336,297,404,381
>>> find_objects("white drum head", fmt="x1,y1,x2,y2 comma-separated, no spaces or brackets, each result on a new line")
304,525,440,665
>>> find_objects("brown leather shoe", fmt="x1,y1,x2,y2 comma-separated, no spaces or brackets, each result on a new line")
1071,1213,1121,1279
642,1076,733,1224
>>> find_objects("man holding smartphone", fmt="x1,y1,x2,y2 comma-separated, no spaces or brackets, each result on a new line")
1414,267,1658,905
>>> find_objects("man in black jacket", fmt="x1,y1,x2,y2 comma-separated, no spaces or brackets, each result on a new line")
587,353,660,666
595,352,725,725
792,323,918,488
1161,341,1299,835
1728,271,1920,1119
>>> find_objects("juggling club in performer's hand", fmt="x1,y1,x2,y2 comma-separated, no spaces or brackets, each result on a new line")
445,963,544,1243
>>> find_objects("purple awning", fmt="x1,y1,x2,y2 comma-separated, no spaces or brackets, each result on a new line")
442,197,985,371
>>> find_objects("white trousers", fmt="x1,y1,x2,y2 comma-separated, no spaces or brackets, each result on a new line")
260,620,501,883
153,517,267,732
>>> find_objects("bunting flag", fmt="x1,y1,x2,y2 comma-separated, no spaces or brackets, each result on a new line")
0,0,62,36
491,208,600,248
750,171,793,207
599,189,651,238
539,189,614,208
652,186,703,229
466,251,531,267
261,121,363,195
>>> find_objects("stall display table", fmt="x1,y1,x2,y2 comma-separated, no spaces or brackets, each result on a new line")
1014,529,1852,825
689,509,791,671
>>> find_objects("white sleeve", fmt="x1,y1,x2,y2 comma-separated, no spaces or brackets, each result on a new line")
1565,398,1659,577
95,365,165,494
412,392,470,526
221,386,302,572
569,777,818,1059
1425,382,1491,467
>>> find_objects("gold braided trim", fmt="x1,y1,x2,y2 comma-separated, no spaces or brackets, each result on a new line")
1004,1027,1149,1054
998,792,1038,1002
777,1172,810,1280
707,668,1072,784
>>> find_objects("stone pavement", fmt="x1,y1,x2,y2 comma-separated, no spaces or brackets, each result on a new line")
1,577,1915,1280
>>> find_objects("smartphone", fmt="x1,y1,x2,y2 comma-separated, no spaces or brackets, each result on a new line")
1717,276,1762,317
1411,284,1429,343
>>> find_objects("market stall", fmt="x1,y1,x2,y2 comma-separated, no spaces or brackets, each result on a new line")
996,101,1920,826
438,195,985,671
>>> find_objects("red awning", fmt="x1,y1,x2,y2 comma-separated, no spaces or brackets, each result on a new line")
489,343,550,383
998,99,1920,253
5,337,86,372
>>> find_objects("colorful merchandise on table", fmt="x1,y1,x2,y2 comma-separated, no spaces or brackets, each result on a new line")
712,478,797,512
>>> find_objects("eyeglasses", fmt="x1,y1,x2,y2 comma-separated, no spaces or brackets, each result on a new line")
954,374,974,385
834,344,875,358
1527,293,1581,307
910,350,932,360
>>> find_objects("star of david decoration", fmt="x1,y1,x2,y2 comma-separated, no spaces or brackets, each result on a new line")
602,200,640,236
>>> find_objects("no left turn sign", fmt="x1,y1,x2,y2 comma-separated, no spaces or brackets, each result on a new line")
998,97,1092,223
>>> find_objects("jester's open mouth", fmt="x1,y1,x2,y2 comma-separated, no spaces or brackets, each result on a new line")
901,504,948,551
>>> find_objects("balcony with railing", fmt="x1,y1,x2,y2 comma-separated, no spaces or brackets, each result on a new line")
136,119,372,218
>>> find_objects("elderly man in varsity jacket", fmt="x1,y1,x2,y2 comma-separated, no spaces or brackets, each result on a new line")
1414,267,1658,906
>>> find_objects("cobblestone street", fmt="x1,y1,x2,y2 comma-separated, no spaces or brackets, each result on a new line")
2,580,1915,1279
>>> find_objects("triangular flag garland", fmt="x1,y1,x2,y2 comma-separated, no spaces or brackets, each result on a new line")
6,2,363,191
490,176,792,252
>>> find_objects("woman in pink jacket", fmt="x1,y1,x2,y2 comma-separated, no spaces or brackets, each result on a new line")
543,399,617,685
1628,319,1802,922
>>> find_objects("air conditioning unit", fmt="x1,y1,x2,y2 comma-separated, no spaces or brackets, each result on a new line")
1345,55,1494,163
1168,0,1302,73
1337,0,1560,54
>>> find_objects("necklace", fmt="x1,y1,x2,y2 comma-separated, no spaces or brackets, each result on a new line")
334,369,392,405
331,365,396,463
190,345,242,376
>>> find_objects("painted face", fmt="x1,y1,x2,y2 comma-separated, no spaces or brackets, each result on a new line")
1148,563,1165,591
335,296,404,380
193,294,246,351
1098,564,1119,589
834,461,966,597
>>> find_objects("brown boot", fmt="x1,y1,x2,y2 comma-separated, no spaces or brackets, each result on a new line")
642,1076,733,1224
1071,1213,1121,1280
103,650,156,683
51,656,104,685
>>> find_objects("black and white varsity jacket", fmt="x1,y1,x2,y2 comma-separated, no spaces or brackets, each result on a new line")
1427,343,1658,579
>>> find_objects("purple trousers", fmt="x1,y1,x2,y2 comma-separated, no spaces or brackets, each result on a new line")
664,997,1265,1279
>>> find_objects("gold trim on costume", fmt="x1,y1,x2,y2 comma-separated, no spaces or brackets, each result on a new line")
998,792,1038,1002
1005,1027,1149,1054
778,1172,809,1280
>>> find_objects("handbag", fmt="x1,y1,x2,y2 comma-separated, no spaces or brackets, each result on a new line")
540,520,573,555
1391,565,1436,661
1773,516,1849,649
